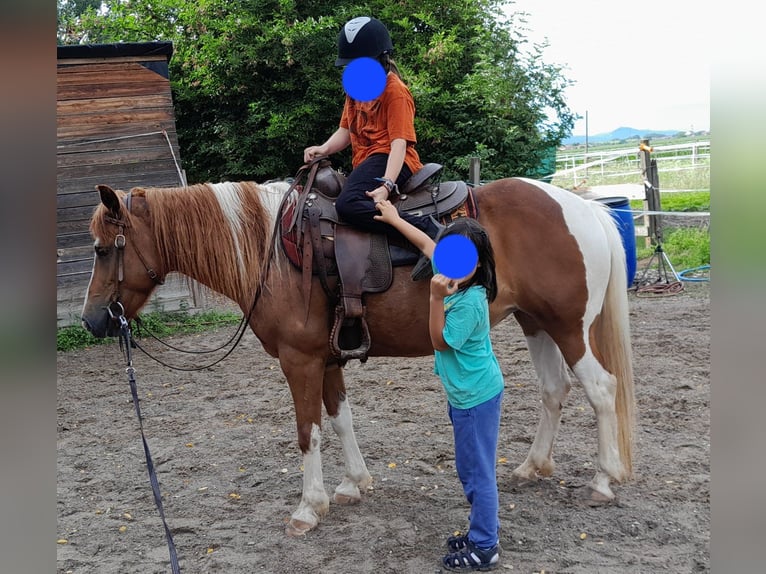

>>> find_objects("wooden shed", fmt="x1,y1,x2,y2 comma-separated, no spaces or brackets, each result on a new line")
57,41,199,327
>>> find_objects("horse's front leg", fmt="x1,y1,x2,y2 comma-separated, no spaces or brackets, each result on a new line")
322,363,373,504
281,351,331,536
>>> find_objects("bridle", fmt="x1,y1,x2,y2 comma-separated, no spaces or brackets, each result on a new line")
103,192,165,321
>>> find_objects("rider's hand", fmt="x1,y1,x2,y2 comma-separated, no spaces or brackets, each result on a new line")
365,186,389,203
303,145,326,163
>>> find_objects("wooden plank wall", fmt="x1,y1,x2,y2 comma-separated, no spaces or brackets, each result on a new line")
57,57,201,327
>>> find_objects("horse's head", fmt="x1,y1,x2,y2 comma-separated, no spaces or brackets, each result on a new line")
81,185,165,338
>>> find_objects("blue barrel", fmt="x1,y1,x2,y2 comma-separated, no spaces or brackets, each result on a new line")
596,196,637,286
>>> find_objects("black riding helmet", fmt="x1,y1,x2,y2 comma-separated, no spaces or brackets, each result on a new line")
335,16,394,67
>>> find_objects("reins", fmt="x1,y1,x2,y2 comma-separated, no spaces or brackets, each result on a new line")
108,301,181,574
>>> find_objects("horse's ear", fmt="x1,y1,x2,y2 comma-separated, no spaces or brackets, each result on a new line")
96,185,121,215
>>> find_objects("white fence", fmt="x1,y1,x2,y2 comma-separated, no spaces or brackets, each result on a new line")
552,140,710,193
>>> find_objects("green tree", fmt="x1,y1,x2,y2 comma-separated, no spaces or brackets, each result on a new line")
57,0,102,44
61,1,574,183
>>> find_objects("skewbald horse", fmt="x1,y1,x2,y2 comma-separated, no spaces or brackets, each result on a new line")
81,177,635,536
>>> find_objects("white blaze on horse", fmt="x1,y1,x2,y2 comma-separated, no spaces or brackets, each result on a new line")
81,175,635,536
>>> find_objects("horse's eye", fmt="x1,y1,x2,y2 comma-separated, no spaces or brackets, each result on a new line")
95,245,110,257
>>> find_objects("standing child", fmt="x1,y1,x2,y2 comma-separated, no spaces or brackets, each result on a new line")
374,200,504,571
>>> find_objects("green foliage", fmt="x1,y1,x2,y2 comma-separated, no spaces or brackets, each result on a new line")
59,0,574,182
665,227,710,270
134,309,241,338
631,192,710,271
630,192,709,214
636,227,710,272
57,325,108,352
657,192,709,213
57,309,241,352
57,0,102,44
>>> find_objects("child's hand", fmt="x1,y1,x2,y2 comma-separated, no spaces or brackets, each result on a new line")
373,199,401,224
430,274,458,299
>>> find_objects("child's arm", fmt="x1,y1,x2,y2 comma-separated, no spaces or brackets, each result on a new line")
374,200,435,259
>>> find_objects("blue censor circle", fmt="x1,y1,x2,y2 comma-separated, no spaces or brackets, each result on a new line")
433,235,479,280
342,57,387,102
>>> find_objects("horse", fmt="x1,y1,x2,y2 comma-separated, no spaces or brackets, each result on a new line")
80,176,635,536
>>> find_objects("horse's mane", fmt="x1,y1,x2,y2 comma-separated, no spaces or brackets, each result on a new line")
91,182,279,304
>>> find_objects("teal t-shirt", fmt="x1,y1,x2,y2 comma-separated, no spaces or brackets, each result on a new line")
433,284,504,409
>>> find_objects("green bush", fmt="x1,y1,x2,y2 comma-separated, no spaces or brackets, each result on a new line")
57,325,107,352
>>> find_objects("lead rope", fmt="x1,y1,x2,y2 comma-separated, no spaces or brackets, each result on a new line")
109,302,181,574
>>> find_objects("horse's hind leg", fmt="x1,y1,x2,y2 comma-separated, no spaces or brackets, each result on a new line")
322,363,373,504
511,323,623,501
570,351,626,501
511,315,572,482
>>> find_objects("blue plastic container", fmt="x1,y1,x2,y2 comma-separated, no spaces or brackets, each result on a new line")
596,196,637,286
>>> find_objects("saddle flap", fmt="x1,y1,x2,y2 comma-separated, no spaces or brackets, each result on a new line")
334,225,392,298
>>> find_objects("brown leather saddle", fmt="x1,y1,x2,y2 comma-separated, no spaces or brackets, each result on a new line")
278,158,477,363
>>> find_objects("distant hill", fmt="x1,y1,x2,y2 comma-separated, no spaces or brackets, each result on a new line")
562,126,681,146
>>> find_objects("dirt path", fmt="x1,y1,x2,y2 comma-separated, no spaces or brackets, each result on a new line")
57,283,709,573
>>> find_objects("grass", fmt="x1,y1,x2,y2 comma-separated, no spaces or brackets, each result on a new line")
635,227,710,272
650,191,709,212
57,309,242,352
630,191,710,271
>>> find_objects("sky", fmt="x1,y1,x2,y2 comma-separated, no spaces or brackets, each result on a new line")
504,1,710,136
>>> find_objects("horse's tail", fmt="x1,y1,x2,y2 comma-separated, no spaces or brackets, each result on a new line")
591,202,636,478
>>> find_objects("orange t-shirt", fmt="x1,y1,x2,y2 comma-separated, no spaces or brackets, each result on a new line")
340,73,423,174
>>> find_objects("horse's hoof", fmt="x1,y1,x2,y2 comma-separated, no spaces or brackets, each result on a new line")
333,492,362,505
507,475,538,489
285,518,314,537
580,487,616,507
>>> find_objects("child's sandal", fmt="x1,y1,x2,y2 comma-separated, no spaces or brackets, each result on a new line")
442,540,501,571
446,532,469,552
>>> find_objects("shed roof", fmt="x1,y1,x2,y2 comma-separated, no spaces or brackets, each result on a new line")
57,41,173,61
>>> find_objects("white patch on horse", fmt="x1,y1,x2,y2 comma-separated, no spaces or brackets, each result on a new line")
80,249,99,324
330,397,373,500
520,178,611,350
210,182,247,277
258,181,291,223
258,181,294,274
291,423,330,528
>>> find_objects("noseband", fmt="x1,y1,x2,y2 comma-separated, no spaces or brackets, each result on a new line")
104,192,165,315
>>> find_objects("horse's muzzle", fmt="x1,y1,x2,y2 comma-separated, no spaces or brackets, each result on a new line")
81,313,118,338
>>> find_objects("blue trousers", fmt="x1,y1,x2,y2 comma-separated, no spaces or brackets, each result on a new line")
448,390,503,549
334,153,433,242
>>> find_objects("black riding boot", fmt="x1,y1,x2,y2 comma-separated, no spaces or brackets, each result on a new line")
411,216,446,281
